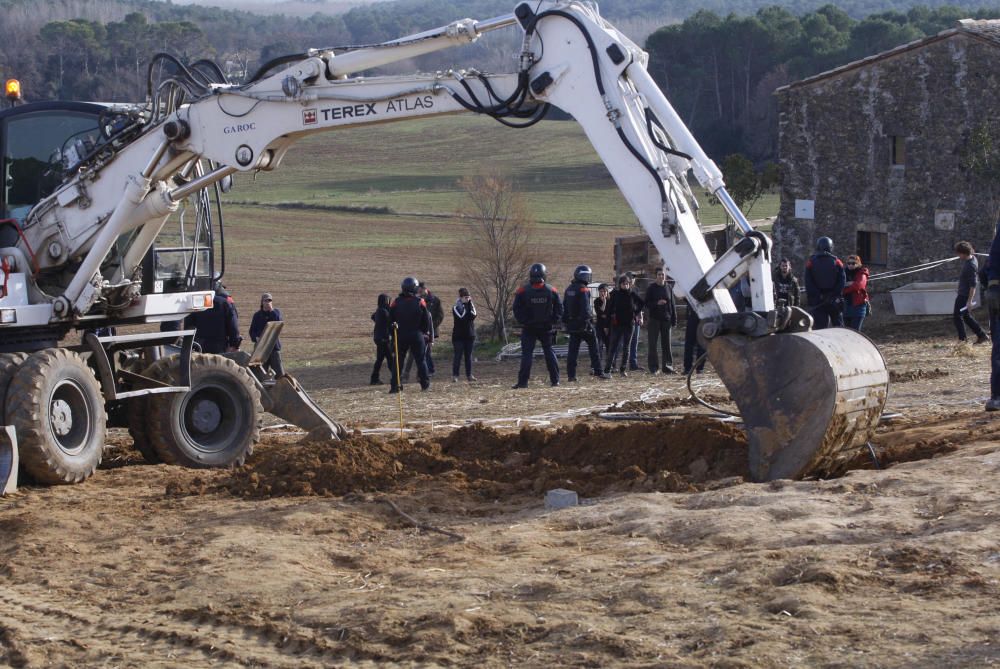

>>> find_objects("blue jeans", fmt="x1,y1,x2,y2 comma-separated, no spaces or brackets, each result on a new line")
844,302,867,332
991,312,1000,398
628,322,640,368
954,294,986,341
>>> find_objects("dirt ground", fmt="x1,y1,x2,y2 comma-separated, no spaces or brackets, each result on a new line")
2,324,1000,667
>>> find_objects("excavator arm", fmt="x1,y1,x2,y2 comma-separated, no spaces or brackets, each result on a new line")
3,0,888,484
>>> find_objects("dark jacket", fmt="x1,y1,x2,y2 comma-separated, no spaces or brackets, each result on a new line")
423,291,444,337
991,235,1000,283
608,287,642,327
562,281,595,331
844,266,870,307
452,298,477,340
773,269,801,307
513,281,562,333
390,293,433,341
371,294,391,342
804,252,846,306
186,295,240,354
250,307,283,351
594,294,611,332
958,257,979,296
644,282,677,324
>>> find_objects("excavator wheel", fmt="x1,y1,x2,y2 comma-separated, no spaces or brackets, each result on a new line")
5,348,107,485
147,353,261,468
126,356,178,464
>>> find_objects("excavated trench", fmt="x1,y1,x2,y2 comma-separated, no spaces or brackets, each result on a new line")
154,407,999,500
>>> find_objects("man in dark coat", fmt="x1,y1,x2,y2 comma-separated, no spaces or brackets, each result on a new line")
512,263,562,388
390,277,433,392
402,281,444,379
986,229,1000,411
451,287,477,382
186,284,240,355
644,267,677,374
773,258,801,307
804,236,846,329
249,292,284,377
370,293,392,385
563,265,610,382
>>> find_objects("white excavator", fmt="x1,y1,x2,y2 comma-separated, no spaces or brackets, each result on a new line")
0,0,888,494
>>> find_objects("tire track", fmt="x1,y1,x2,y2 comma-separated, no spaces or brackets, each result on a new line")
0,586,352,668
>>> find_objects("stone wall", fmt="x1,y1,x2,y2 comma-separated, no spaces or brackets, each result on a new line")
773,33,1000,292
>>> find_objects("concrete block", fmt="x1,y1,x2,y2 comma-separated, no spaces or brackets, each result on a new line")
545,488,578,510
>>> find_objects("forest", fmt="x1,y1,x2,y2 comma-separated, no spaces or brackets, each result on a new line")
1,0,998,160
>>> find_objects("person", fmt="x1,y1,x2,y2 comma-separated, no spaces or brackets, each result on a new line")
370,293,392,385
594,283,612,362
451,287,477,382
389,276,433,393
562,265,610,382
249,292,284,378
186,285,241,354
843,254,870,332
511,262,562,388
605,274,643,377
953,241,989,345
682,298,706,375
644,267,677,374
402,281,444,380
626,271,643,371
773,258,800,307
985,231,1000,411
804,236,846,329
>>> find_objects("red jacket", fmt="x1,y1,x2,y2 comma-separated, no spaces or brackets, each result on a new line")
844,266,870,307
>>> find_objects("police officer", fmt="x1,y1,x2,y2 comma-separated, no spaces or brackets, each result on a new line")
512,263,562,388
804,237,846,329
563,265,610,382
985,227,1000,411
389,276,433,393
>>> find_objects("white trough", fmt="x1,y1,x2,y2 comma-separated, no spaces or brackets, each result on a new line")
890,281,979,315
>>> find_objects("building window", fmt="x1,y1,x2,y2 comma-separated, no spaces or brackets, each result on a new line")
857,230,888,266
890,136,905,166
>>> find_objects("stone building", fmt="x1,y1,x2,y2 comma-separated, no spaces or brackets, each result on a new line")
772,20,1000,283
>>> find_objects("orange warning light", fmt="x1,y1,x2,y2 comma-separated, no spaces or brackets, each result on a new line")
5,79,21,100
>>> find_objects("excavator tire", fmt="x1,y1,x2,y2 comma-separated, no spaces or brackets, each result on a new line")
5,348,106,485
126,356,178,464
147,353,261,468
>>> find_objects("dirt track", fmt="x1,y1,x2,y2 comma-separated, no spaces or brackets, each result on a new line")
2,330,999,667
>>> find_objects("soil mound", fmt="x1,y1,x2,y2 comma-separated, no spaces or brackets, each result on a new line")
215,416,750,499
612,393,735,413
889,367,949,383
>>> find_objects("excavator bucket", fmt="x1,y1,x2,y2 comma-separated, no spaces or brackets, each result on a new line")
1,425,17,495
707,328,889,482
259,375,350,443
224,321,349,442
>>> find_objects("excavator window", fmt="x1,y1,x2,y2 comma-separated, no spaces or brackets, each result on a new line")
1,108,101,220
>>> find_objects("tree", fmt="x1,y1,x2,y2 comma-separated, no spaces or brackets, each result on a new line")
960,120,1000,228
458,172,536,342
712,153,780,218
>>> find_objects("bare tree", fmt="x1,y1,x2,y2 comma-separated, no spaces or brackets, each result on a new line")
459,172,536,343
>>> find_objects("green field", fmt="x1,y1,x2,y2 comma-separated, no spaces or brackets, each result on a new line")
226,115,777,229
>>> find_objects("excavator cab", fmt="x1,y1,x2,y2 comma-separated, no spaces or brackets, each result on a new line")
0,101,221,304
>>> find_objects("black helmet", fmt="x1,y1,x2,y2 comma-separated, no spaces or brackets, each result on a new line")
401,276,419,295
573,265,592,284
529,262,547,282
816,237,833,253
